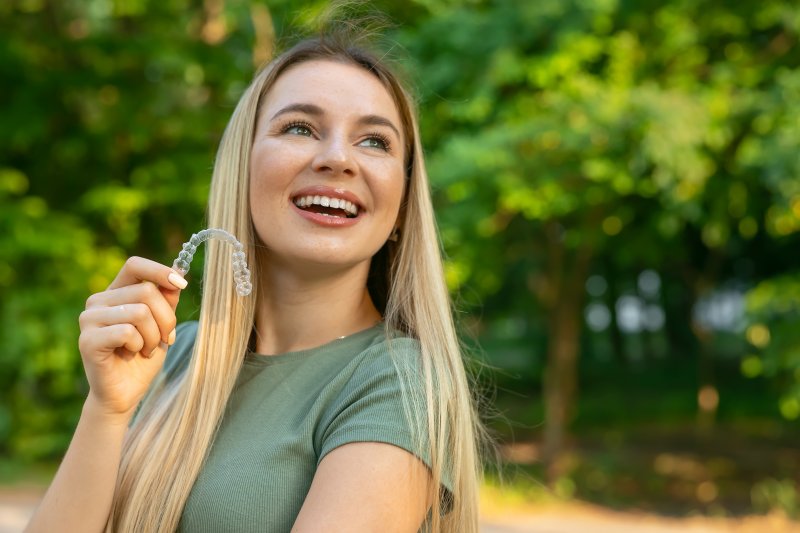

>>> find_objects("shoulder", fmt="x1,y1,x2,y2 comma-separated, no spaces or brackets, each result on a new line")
340,333,425,399
357,332,422,375
316,329,454,490
318,332,426,447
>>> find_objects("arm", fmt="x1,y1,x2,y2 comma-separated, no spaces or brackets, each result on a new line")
292,442,433,533
25,396,132,533
26,257,185,533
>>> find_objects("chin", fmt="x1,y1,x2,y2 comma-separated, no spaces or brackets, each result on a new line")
274,246,376,272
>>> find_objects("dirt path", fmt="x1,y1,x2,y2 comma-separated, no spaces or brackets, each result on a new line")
481,513,800,533
481,501,800,533
3,487,798,533
0,488,41,533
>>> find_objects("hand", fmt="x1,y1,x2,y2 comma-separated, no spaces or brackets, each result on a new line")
78,256,187,419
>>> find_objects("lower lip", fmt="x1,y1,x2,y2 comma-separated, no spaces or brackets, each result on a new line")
292,203,362,227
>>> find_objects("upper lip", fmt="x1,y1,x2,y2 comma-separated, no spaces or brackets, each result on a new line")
291,185,365,213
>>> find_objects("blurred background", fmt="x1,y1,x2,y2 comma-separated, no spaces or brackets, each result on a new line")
1,0,799,531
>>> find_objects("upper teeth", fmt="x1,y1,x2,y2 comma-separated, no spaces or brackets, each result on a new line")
294,195,359,216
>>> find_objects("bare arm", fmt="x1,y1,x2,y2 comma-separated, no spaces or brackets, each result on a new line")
25,396,134,533
26,257,185,533
292,442,433,532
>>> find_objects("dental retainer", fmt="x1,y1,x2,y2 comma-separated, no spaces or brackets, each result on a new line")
172,228,252,297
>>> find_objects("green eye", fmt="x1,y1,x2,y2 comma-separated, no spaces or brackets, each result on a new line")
285,124,312,136
359,135,390,151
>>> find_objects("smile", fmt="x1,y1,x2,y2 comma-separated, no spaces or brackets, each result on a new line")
293,195,360,218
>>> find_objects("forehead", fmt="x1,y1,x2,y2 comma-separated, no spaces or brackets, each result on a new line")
259,59,402,126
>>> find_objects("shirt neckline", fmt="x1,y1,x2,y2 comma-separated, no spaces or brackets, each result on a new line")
243,322,385,367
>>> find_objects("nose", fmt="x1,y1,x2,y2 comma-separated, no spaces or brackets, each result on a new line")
311,136,356,177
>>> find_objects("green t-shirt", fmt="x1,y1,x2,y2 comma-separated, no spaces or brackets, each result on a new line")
150,321,447,532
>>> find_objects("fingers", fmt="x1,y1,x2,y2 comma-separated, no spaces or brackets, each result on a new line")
79,256,187,362
85,282,179,342
79,323,145,359
108,256,188,293
80,304,163,357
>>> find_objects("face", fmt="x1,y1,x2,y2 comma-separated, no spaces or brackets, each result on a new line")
249,59,406,273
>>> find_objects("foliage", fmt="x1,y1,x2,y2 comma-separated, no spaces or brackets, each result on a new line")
0,0,315,459
1,0,799,514
744,275,800,421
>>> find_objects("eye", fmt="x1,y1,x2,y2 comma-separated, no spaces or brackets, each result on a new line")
281,121,314,137
358,133,391,151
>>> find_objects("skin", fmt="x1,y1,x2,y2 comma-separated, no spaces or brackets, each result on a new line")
27,60,431,532
249,59,406,355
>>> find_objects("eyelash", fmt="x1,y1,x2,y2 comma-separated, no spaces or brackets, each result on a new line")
277,121,391,152
280,121,314,136
363,131,391,151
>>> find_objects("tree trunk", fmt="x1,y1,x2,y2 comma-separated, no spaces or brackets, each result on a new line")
542,285,584,482
692,313,718,433
535,223,593,483
684,252,724,434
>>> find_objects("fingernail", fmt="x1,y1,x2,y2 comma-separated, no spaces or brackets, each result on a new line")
168,272,188,289
168,329,176,345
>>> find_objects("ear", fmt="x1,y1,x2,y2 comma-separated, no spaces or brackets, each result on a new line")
389,207,404,242
394,186,408,234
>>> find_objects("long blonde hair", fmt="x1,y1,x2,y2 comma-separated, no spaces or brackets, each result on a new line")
109,33,482,533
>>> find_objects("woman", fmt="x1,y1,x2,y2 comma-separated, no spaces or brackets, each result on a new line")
27,31,482,533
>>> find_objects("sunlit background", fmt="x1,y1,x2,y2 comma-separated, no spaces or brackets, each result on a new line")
1,0,799,531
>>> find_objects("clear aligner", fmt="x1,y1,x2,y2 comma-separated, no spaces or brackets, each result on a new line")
172,228,252,297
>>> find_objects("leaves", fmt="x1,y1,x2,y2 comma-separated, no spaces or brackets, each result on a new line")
2,0,800,459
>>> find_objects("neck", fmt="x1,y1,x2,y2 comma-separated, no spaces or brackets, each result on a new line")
252,256,382,355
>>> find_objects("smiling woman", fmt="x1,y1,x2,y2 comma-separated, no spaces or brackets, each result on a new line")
25,23,483,533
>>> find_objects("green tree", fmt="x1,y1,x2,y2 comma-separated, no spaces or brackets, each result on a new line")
0,0,319,460
399,0,799,480
740,55,800,423
2,0,798,488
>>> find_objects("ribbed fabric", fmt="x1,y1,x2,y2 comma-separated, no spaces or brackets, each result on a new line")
151,321,448,533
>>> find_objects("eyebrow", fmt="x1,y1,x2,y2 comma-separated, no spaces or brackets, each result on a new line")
271,102,402,140
271,103,323,120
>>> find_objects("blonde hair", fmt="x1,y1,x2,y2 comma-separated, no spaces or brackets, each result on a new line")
108,34,482,533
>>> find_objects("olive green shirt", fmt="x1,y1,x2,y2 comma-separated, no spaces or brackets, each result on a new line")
153,321,446,532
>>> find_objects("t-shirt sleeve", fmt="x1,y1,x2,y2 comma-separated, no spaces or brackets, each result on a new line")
316,338,453,494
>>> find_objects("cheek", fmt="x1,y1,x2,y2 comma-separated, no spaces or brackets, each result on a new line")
249,149,286,225
368,158,406,210
249,141,300,195
380,172,406,220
